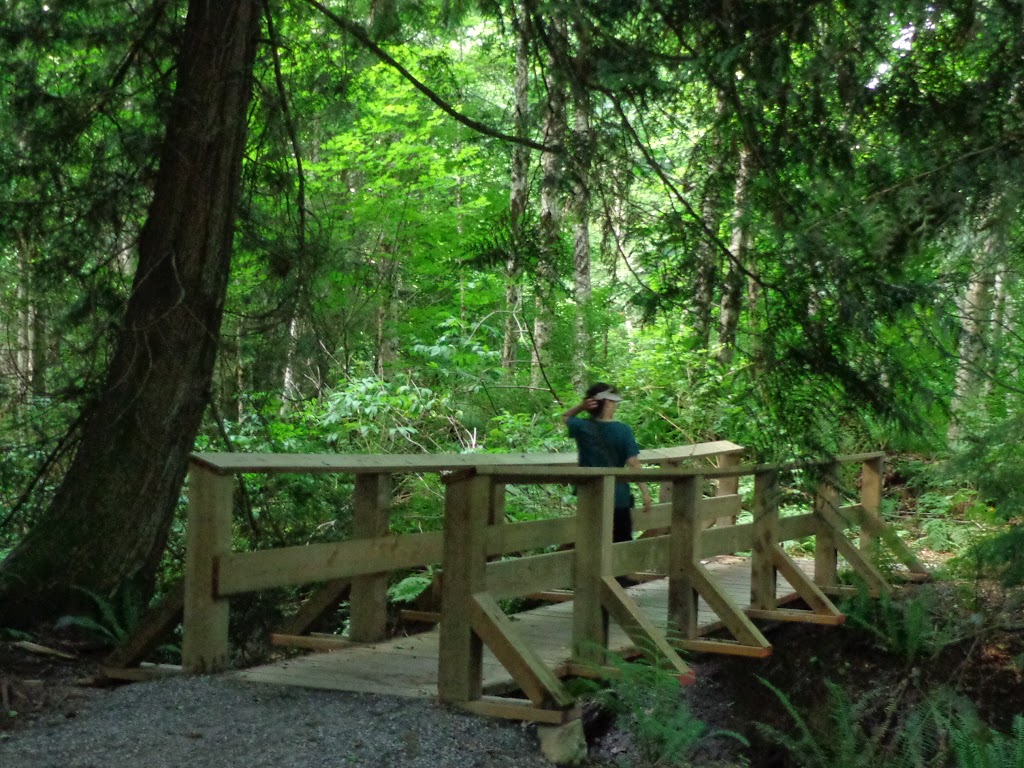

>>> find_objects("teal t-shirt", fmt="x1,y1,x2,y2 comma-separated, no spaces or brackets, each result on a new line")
566,416,641,508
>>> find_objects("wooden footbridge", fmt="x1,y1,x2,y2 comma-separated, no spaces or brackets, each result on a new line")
105,443,928,725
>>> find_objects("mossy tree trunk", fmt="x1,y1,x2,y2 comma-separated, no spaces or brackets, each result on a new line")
0,0,261,625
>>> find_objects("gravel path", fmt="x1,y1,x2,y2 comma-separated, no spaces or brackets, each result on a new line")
0,676,560,768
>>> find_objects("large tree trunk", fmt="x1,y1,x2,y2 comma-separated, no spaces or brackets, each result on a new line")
531,17,567,389
0,0,261,625
569,16,593,388
503,0,531,371
717,145,755,367
949,221,1000,439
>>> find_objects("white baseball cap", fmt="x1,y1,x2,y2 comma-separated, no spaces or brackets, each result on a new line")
593,390,622,402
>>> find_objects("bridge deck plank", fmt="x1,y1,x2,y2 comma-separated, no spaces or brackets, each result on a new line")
233,557,812,698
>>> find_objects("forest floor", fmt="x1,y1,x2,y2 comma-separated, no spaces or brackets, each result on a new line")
2,577,1022,767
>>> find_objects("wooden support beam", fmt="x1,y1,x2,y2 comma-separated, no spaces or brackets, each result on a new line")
486,549,574,599
744,609,845,627
101,664,183,682
750,470,780,610
277,579,351,637
438,473,490,704
349,473,392,643
814,464,840,589
599,577,695,684
217,530,444,596
716,452,741,526
668,476,702,640
816,503,893,595
686,562,772,651
104,580,184,669
673,638,772,659
270,633,359,651
398,609,441,624
859,456,883,560
182,464,233,674
469,592,574,708
572,476,614,665
771,545,844,621
459,697,582,725
849,506,930,577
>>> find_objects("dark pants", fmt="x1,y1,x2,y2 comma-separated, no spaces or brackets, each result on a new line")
613,506,633,543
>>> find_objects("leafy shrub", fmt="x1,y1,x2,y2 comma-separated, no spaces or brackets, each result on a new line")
841,586,964,663
576,651,747,765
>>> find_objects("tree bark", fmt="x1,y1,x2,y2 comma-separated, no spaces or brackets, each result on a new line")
717,145,754,367
0,0,261,624
531,18,567,388
569,15,593,388
503,0,531,371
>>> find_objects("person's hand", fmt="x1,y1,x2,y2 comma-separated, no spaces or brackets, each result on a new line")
642,490,653,513
581,397,598,412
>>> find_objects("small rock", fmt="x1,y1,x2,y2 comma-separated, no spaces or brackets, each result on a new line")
537,718,587,766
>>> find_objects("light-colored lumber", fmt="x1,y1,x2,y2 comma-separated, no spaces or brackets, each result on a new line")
458,697,581,724
859,456,883,559
599,577,694,683
437,473,490,704
715,452,741,526
612,536,668,576
469,592,573,708
814,464,840,588
349,473,392,643
687,562,771,651
668,476,702,639
101,664,183,682
486,549,574,599
772,545,844,620
744,609,845,626
399,610,441,624
572,476,614,664
188,442,744,476
488,516,576,554
105,580,184,669
217,530,443,596
673,638,772,658
816,503,893,595
182,464,233,674
525,590,575,603
848,506,930,577
277,579,351,636
750,471,780,610
270,633,358,651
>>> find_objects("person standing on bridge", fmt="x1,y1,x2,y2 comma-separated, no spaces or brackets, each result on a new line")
561,383,652,545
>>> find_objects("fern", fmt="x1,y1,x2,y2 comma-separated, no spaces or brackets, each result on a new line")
950,714,1024,768
757,678,878,768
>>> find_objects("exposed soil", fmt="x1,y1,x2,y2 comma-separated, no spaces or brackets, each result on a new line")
3,581,1022,766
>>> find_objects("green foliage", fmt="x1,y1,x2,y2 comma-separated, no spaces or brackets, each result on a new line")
947,416,1024,521
951,527,1024,588
577,652,747,765
949,715,1024,768
840,586,964,664
387,570,434,604
758,679,1021,768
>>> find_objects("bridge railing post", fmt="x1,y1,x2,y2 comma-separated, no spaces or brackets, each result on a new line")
715,453,741,526
750,470,780,610
182,462,233,674
572,475,615,665
438,472,490,705
667,475,702,639
859,456,883,560
813,462,841,588
348,472,392,643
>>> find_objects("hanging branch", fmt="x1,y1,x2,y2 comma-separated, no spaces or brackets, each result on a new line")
262,0,307,257
303,0,556,154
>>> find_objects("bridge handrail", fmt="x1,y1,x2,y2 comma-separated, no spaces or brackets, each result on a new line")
187,440,744,474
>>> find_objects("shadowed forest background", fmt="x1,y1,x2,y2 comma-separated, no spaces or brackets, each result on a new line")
2,0,1024,722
